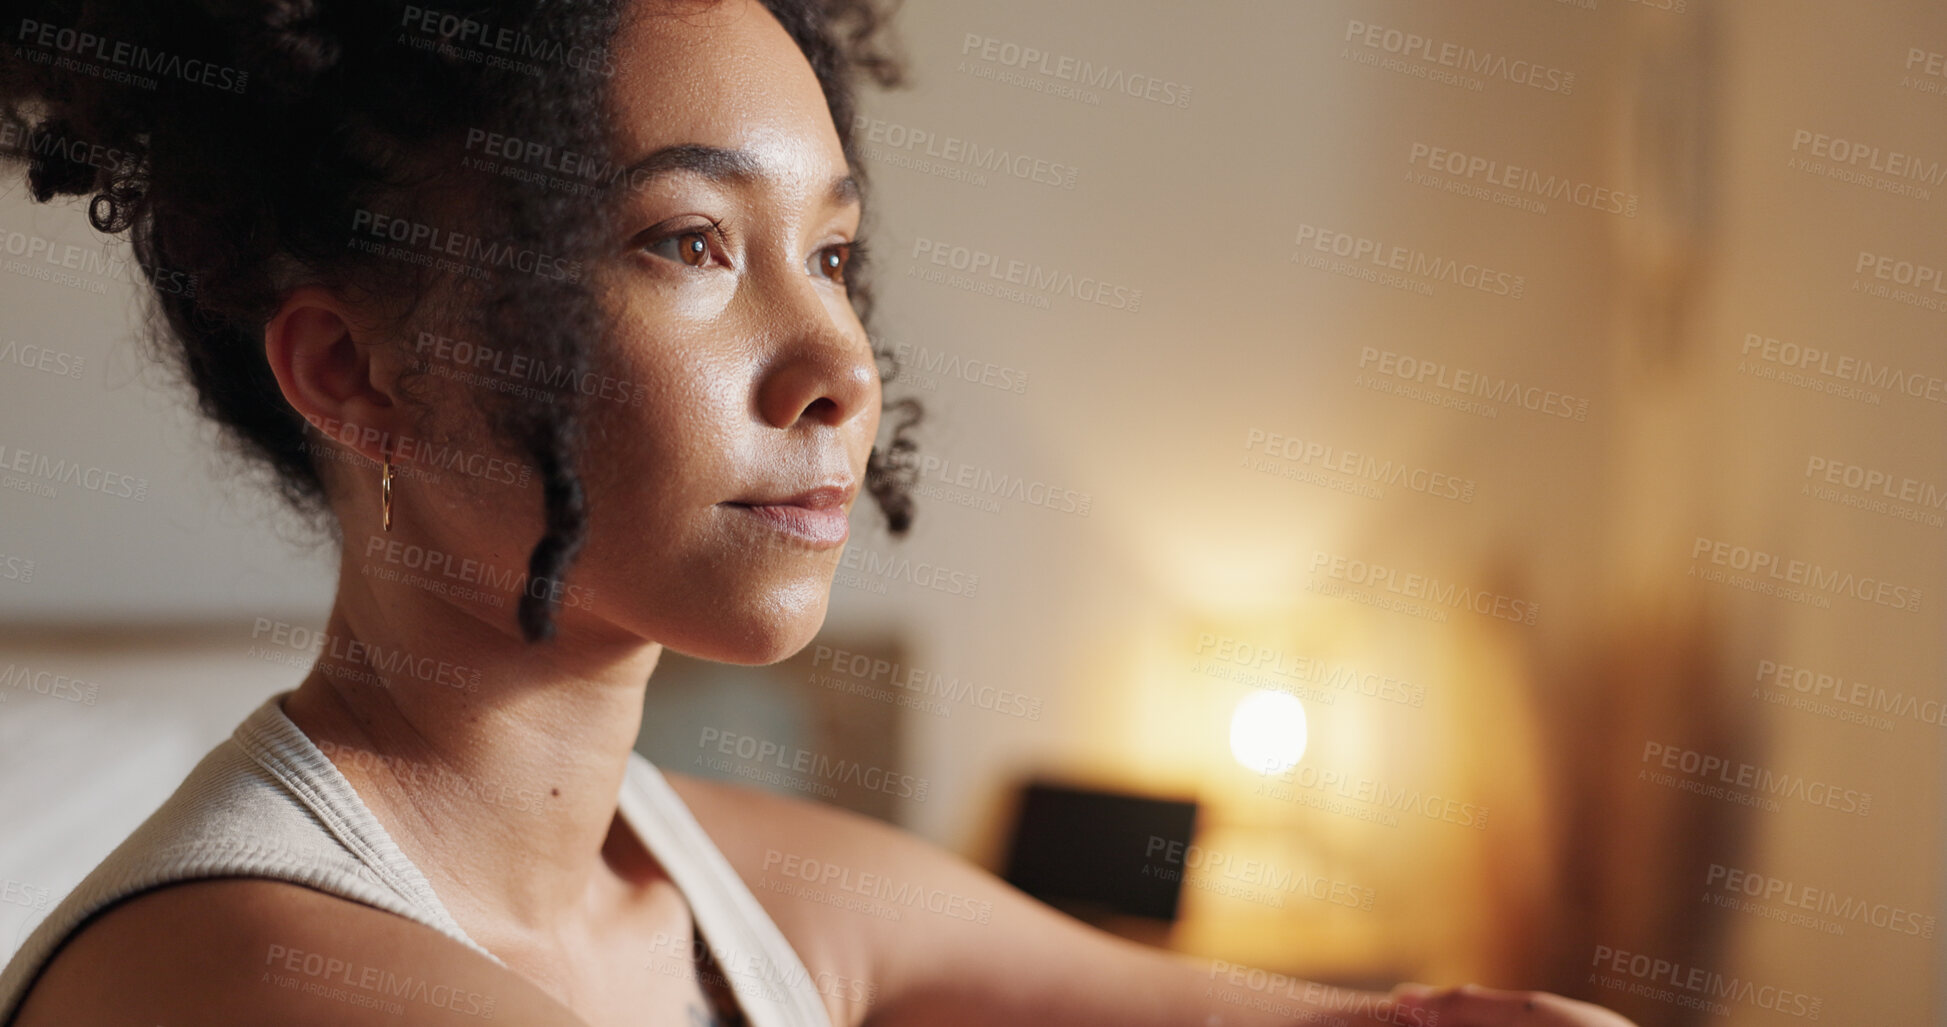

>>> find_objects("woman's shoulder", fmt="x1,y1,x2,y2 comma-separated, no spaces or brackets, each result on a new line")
0,694,524,1026
10,878,588,1027
657,765,929,864
653,769,1306,1027
653,767,1061,1023
656,764,988,918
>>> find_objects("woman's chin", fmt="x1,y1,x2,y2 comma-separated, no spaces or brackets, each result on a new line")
683,594,832,667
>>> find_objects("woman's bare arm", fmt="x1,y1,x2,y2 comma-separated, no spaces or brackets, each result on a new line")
666,772,1416,1027
11,879,596,1027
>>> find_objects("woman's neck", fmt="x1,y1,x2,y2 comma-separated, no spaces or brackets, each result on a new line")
280,569,665,941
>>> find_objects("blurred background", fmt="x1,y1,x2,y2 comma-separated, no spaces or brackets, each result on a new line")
2,0,1942,1023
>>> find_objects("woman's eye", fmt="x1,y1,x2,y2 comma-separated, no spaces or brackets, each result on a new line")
645,229,714,267
809,243,852,284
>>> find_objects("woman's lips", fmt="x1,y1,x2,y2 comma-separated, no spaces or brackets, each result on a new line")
728,501,851,547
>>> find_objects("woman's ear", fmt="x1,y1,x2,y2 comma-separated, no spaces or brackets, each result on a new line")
263,285,411,465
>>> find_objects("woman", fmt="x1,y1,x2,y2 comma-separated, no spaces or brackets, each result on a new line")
0,1,1637,1024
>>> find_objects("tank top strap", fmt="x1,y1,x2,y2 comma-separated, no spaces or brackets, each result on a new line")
618,754,835,1027
0,691,498,1025
0,692,834,1027
232,693,504,965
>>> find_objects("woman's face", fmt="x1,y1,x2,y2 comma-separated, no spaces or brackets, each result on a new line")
414,0,881,664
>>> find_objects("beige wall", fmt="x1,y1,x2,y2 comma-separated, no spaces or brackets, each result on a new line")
848,0,1943,1019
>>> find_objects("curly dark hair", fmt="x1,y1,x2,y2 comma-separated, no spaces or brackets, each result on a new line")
0,0,922,642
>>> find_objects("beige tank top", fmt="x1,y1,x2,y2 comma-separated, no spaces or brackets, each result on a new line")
0,690,835,1027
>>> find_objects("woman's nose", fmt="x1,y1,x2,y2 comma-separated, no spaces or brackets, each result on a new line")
753,301,879,430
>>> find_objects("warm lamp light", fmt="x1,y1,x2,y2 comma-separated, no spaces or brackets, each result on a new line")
1228,690,1307,773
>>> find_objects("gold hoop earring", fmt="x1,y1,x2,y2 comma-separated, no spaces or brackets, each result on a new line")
380,442,394,532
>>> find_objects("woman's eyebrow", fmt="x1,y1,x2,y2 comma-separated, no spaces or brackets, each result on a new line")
612,142,858,206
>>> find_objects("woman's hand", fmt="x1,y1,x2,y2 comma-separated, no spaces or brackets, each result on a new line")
1384,982,1641,1027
